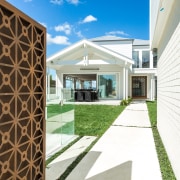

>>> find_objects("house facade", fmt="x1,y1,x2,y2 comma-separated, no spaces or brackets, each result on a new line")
150,0,180,179
47,36,157,101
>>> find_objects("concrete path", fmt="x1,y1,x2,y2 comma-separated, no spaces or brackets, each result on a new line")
66,100,162,180
46,136,97,180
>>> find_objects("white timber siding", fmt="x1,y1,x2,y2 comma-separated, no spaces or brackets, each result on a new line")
157,0,180,178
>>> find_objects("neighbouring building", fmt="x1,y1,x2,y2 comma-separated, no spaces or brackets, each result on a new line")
150,0,180,179
47,36,157,102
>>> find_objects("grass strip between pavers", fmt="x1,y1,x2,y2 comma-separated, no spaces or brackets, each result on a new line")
46,136,82,166
146,101,176,180
57,137,99,180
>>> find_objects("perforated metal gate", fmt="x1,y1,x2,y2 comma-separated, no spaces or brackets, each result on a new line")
0,1,46,179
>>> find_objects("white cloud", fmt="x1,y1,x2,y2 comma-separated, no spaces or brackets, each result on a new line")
39,22,47,28
106,31,129,36
75,31,84,38
55,22,72,35
50,0,63,5
80,15,97,24
47,33,71,45
66,0,80,5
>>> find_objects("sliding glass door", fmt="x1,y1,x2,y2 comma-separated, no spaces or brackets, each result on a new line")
98,74,117,99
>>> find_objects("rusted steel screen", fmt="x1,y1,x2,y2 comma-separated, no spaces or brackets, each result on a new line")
0,1,46,179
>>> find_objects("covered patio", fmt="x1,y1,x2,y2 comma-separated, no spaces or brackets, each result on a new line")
47,39,134,102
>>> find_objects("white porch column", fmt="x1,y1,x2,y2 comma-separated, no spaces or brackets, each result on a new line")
150,75,155,101
123,67,128,100
46,74,50,101
126,68,128,100
123,68,126,99
139,50,142,68
59,73,63,101
150,51,153,68
56,73,61,99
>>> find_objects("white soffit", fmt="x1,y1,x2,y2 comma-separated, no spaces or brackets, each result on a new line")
152,0,175,48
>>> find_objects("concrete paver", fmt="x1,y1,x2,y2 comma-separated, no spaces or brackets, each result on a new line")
46,134,78,159
46,136,97,180
66,101,162,180
113,101,151,128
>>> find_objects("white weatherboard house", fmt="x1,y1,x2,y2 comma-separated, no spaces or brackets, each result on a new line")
47,36,157,101
151,0,180,179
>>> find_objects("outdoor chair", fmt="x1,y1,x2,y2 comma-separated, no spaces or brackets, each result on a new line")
77,91,84,101
85,91,92,101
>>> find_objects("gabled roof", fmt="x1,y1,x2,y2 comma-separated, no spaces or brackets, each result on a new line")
133,39,149,46
89,36,133,42
89,36,149,46
47,39,134,69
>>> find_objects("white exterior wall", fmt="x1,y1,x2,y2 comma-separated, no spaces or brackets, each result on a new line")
157,23,180,179
151,0,180,178
96,41,133,58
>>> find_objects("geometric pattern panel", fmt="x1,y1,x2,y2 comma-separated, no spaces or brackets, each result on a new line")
0,1,46,179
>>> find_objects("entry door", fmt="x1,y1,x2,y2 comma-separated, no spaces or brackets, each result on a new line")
132,76,147,98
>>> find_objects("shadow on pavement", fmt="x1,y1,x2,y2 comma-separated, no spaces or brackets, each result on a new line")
87,161,132,180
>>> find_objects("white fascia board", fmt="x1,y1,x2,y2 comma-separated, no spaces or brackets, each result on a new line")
132,68,157,75
47,39,87,62
51,59,117,66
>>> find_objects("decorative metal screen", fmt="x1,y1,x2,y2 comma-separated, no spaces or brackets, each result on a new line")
0,1,46,179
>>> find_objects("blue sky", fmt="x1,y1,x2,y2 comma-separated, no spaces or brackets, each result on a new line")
7,0,149,58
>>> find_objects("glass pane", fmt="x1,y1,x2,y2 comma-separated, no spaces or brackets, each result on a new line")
98,74,117,99
132,51,139,68
142,51,150,68
153,56,157,68
61,88,75,145
47,68,56,102
46,88,74,159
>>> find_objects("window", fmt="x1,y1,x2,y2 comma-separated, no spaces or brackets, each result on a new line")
153,55,157,68
47,68,56,94
132,51,139,68
98,74,117,99
153,48,157,68
142,51,150,68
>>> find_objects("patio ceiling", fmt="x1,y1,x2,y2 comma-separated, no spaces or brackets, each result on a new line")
47,39,134,70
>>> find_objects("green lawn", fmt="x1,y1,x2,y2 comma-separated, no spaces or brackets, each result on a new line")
47,104,74,118
47,104,125,136
46,104,125,167
146,101,176,180
74,105,125,136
